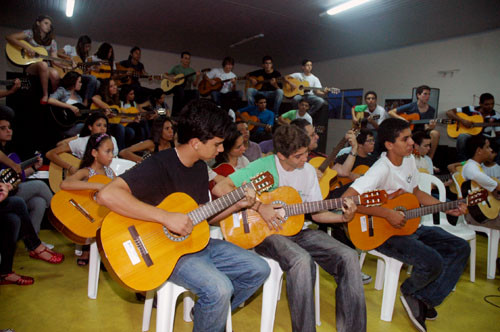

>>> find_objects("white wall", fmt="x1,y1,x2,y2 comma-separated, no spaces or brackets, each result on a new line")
282,29,500,148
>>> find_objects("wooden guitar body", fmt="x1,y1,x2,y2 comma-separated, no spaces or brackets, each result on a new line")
90,64,112,79
48,153,81,193
220,187,304,249
50,175,111,244
447,113,486,138
462,179,500,222
348,193,421,251
198,77,222,96
283,77,310,98
399,113,421,131
308,156,338,199
6,40,48,66
97,192,210,292
331,164,370,190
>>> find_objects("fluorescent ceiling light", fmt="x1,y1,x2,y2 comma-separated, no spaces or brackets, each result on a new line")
325,0,372,16
66,0,75,17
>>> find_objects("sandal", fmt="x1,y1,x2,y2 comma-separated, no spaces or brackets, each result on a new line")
77,257,89,266
29,247,64,264
0,272,34,286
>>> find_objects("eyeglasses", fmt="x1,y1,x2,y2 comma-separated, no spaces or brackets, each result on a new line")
365,139,375,143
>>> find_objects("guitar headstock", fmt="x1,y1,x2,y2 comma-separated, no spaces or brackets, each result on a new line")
0,168,21,190
250,171,274,195
359,190,388,207
20,78,31,90
466,189,488,206
330,87,341,95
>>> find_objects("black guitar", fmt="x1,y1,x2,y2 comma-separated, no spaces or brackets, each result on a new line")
0,78,31,90
49,103,110,128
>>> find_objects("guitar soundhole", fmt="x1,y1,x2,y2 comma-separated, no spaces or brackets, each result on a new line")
163,226,188,242
271,200,288,222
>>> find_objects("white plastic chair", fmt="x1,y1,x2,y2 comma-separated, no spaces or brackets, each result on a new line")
418,172,477,282
259,256,321,332
87,241,101,299
452,173,499,279
142,226,231,332
359,250,403,322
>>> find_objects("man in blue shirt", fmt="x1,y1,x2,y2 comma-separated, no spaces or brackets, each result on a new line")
237,94,274,143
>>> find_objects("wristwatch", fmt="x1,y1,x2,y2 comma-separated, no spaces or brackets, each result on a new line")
349,151,357,157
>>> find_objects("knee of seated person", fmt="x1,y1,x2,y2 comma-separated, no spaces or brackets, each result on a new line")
203,277,234,304
455,237,471,257
38,61,48,70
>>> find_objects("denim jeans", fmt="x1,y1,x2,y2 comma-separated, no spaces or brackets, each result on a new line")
211,90,243,108
169,238,270,332
246,88,283,115
80,74,100,103
376,226,470,308
0,196,42,274
255,229,366,332
292,94,327,116
15,180,53,234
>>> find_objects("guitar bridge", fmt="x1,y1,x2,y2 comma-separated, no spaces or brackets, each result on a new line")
69,199,94,222
128,226,153,267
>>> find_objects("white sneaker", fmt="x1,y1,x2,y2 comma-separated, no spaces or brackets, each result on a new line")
361,272,372,285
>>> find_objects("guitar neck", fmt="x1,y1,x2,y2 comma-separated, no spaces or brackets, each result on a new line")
318,137,347,172
285,195,361,216
472,122,500,128
247,120,268,128
187,182,252,225
40,54,72,66
405,198,466,219
19,155,39,170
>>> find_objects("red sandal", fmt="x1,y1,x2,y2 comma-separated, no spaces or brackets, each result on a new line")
29,247,65,264
0,272,34,286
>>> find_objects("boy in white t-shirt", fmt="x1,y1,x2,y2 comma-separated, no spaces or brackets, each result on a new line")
462,135,500,229
342,118,469,332
213,124,366,332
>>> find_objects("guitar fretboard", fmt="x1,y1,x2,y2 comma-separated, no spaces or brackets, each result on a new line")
405,198,466,219
187,182,252,225
284,195,362,216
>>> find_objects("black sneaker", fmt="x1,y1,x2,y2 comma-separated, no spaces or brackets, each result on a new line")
426,307,438,320
400,293,427,332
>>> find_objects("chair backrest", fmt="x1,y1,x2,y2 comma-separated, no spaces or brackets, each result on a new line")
452,172,465,199
418,172,448,225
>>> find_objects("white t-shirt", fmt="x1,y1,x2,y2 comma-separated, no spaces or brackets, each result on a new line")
206,68,237,94
351,152,419,195
365,105,389,130
68,135,119,159
462,159,498,192
63,45,77,57
237,155,250,170
289,72,322,95
415,155,434,175
274,155,322,203
482,163,500,181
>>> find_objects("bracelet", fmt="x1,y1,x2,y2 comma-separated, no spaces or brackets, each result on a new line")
31,166,37,172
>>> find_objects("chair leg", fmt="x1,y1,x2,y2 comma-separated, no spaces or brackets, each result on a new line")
260,259,283,332
380,258,403,322
87,241,100,299
359,251,366,269
183,292,195,322
469,237,476,282
156,283,184,332
226,303,232,332
314,262,321,326
374,259,385,290
487,230,499,279
142,291,154,332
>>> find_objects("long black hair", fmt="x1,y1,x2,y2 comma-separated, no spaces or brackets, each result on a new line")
214,123,243,167
32,15,54,46
79,113,109,137
79,133,112,169
76,35,91,61
95,42,114,68
60,71,81,90
151,116,174,145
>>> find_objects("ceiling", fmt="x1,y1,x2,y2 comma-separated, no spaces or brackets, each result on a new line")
1,0,499,67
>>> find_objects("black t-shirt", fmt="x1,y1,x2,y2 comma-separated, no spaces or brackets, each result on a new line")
121,148,209,206
334,153,378,169
119,59,145,85
248,69,282,91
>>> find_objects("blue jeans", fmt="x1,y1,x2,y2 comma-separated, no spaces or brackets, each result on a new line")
292,94,326,116
80,74,100,104
255,229,366,332
246,88,283,115
211,90,243,107
169,238,270,332
376,226,470,307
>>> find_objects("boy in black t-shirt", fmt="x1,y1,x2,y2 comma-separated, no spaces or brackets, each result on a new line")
97,99,270,331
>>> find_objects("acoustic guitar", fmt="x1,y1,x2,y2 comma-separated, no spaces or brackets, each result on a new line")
446,112,500,138
89,103,140,126
48,153,81,193
237,112,269,131
198,76,246,96
160,68,210,92
283,77,340,98
399,113,454,131
96,171,274,292
330,164,371,191
245,75,284,91
54,55,106,78
0,78,31,90
0,152,41,188
114,63,166,86
221,187,387,249
348,190,487,251
461,179,500,222
50,175,112,245
6,40,73,67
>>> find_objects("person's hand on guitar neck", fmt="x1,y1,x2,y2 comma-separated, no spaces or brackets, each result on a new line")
235,185,257,210
446,203,467,217
341,198,357,222
253,202,285,231
68,104,80,115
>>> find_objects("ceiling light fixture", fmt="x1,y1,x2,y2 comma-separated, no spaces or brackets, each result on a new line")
66,0,75,17
321,0,372,16
230,33,264,48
